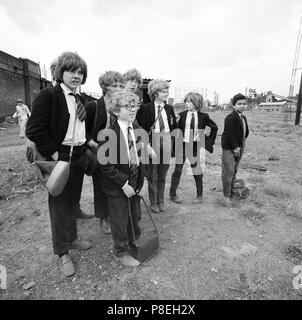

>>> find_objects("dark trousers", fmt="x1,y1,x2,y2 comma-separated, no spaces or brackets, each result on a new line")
148,163,170,205
221,148,243,197
170,142,203,197
92,167,109,220
107,194,141,257
48,145,85,256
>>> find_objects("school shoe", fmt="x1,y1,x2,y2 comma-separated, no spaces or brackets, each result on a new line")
100,218,111,234
158,202,166,212
170,195,183,204
58,254,75,277
192,196,203,204
69,239,92,251
150,204,160,213
116,254,140,267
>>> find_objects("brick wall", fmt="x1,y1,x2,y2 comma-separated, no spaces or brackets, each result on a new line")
0,50,49,117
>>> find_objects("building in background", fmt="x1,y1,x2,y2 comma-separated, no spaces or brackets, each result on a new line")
0,50,49,119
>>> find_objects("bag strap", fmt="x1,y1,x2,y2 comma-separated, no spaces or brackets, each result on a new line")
68,101,80,164
92,100,98,140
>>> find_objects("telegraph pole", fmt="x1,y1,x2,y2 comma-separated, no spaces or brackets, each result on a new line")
295,71,302,125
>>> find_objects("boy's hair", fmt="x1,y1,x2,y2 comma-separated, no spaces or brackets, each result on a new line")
98,71,124,95
123,68,142,86
232,93,246,106
54,51,88,85
148,79,170,100
108,89,140,114
184,92,203,110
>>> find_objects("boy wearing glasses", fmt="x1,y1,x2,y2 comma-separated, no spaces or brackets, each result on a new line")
221,93,249,198
98,90,145,267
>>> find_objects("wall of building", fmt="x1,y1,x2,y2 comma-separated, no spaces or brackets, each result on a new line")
0,50,49,118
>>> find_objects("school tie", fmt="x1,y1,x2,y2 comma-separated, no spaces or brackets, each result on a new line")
69,93,87,122
128,126,138,190
190,112,195,141
157,106,165,132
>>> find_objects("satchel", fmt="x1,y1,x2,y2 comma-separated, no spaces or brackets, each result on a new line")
26,109,78,197
85,100,99,176
128,195,160,264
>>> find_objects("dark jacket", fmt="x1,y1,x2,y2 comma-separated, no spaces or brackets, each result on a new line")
177,110,218,153
136,101,178,137
221,111,249,150
85,96,117,142
99,121,145,197
26,84,87,158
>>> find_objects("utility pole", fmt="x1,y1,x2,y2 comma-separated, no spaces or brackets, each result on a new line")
295,71,302,125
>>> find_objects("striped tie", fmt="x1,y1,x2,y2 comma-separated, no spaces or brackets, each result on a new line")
128,126,138,190
157,106,165,132
69,93,87,122
190,112,195,141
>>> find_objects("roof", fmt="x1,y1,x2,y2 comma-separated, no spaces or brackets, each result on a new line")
259,101,289,106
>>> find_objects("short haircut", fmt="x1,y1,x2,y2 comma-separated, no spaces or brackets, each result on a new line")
54,51,88,85
108,89,140,114
50,57,58,78
232,93,246,106
98,71,124,95
148,79,170,100
123,68,142,86
184,92,203,110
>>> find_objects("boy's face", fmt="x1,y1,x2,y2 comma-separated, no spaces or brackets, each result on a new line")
234,99,247,113
155,88,169,103
185,99,196,112
117,98,138,123
125,80,139,93
63,68,83,92
106,82,124,97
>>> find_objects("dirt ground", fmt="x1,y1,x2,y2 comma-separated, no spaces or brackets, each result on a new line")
1,110,302,300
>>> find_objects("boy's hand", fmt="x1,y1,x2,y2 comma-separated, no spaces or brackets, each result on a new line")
122,183,136,198
233,147,241,158
147,144,157,159
88,140,98,150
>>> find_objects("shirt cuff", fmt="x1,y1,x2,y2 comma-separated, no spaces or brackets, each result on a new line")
122,180,129,190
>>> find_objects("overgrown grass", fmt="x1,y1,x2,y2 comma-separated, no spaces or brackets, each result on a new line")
241,206,267,225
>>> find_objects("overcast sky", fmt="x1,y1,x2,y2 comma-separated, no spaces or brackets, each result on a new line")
1,0,302,102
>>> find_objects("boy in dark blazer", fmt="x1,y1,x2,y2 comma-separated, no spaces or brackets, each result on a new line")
170,92,218,203
136,79,177,213
221,93,249,198
85,71,124,234
98,90,145,267
26,52,92,277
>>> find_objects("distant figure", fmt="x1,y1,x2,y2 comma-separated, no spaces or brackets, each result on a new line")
50,58,58,87
13,99,31,138
221,93,249,199
123,68,142,94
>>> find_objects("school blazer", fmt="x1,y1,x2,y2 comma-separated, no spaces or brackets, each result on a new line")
85,96,117,143
99,121,145,197
221,111,249,150
177,110,218,153
26,84,88,158
136,101,178,138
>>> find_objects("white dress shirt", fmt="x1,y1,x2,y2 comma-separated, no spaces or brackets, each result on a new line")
118,119,139,166
183,110,199,143
60,83,86,146
154,102,170,133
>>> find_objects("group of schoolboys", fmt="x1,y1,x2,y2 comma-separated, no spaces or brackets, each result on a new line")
26,51,249,277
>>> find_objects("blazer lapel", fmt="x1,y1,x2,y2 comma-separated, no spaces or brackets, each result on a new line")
55,84,69,120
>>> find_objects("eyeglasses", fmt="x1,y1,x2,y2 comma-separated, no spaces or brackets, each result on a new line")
236,103,247,106
120,104,139,111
